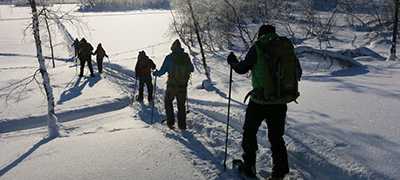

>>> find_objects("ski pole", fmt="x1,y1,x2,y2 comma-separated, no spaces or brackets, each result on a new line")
75,57,78,75
186,91,190,114
223,66,233,171
132,76,138,105
151,72,157,125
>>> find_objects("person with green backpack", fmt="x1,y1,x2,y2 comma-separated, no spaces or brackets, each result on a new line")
227,25,302,180
154,39,194,130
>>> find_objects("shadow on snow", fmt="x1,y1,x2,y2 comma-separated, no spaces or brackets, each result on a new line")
0,137,55,177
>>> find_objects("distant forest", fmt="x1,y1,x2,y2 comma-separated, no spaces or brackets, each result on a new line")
77,0,171,11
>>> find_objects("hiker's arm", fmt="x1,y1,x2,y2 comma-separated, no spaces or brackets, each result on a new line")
135,60,140,78
154,56,170,77
229,46,257,74
150,59,156,70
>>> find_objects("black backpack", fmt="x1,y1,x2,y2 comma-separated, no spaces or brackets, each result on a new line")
169,51,191,86
256,36,302,103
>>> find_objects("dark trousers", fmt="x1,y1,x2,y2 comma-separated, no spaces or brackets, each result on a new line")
96,57,104,73
242,100,289,177
138,74,153,101
165,84,187,129
79,56,94,76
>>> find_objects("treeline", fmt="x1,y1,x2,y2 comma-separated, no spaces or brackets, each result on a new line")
78,0,170,11
170,0,399,52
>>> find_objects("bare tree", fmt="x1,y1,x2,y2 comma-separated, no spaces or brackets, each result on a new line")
28,0,60,137
186,0,209,79
223,0,252,50
43,10,55,68
388,0,400,61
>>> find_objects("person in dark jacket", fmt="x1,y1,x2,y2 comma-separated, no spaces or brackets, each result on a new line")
135,51,156,102
78,38,94,77
227,25,291,180
72,38,80,58
153,39,194,130
93,43,109,74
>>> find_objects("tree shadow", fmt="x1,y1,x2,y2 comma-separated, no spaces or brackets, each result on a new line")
0,96,130,133
0,136,55,177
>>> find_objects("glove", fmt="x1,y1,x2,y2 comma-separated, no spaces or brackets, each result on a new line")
227,52,238,65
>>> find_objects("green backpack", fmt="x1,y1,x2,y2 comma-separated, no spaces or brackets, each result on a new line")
170,51,191,86
256,36,302,103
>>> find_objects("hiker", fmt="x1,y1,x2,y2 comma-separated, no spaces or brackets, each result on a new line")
135,51,156,102
78,38,94,77
72,38,80,58
154,39,193,130
227,25,300,180
93,43,109,74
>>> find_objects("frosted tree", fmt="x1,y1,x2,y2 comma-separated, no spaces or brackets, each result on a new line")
28,0,60,137
340,0,399,61
388,0,400,61
171,0,210,84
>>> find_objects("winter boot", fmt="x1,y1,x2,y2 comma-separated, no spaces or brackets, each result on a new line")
238,162,257,178
136,95,143,102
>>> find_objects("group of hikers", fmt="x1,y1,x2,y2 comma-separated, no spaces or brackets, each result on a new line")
133,24,301,180
72,38,109,77
135,39,194,130
71,24,301,180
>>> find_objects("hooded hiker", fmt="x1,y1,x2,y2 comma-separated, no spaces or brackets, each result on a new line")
78,38,94,77
227,25,302,180
135,50,156,102
72,38,80,58
154,39,194,130
93,43,109,74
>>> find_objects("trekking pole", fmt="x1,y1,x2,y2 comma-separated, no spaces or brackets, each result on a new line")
186,92,190,114
75,57,78,76
223,66,233,171
132,76,138,105
151,70,157,125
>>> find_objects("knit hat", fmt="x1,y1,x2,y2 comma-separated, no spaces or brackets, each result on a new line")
171,39,181,50
258,25,276,38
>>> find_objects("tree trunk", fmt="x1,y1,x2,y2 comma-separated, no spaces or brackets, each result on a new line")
29,0,60,137
187,0,209,79
224,0,251,50
44,11,55,68
389,0,399,61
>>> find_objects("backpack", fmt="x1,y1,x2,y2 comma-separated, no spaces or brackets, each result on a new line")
170,51,191,86
255,36,302,103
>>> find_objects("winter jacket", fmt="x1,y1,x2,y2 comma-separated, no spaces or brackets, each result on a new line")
79,42,93,58
231,33,291,104
93,45,108,59
135,55,156,78
154,48,194,83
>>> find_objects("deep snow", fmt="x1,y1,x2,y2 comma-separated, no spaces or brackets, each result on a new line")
1,4,400,180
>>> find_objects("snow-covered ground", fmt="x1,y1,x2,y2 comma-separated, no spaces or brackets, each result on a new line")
1,4,400,180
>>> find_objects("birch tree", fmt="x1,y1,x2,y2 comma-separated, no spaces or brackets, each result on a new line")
28,0,60,137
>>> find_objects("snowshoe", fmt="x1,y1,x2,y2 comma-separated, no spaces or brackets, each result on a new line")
136,95,143,102
161,119,174,129
267,177,283,180
232,159,258,179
